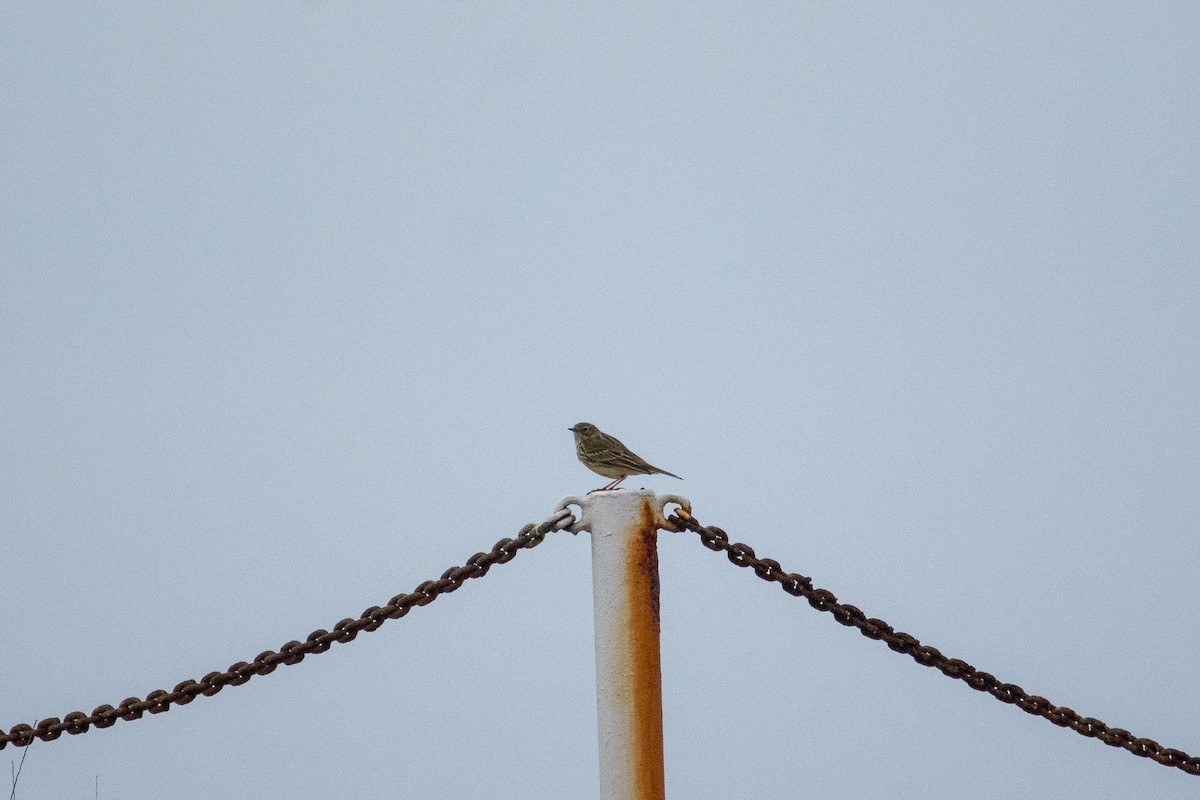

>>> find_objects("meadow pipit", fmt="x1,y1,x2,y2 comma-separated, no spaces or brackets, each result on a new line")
569,422,681,491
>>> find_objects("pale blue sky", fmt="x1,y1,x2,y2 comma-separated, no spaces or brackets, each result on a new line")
2,4,1198,798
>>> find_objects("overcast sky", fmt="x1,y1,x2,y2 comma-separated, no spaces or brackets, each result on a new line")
2,3,1198,798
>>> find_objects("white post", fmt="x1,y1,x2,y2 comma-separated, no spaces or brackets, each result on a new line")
561,489,670,800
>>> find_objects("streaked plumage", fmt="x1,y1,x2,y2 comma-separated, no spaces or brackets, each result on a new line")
569,422,681,491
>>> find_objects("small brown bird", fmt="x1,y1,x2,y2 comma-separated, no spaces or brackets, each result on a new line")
569,422,681,491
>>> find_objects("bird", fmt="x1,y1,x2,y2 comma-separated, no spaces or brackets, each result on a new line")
569,422,681,491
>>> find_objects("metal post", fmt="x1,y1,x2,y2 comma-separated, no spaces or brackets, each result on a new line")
556,489,686,800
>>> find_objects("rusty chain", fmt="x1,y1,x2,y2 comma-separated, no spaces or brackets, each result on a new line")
665,508,1200,777
11,499,1195,778
0,509,575,750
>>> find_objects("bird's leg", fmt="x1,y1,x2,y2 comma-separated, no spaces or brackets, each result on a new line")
587,476,628,493
602,475,627,490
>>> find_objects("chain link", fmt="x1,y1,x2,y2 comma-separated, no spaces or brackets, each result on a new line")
0,509,574,750
668,509,1200,778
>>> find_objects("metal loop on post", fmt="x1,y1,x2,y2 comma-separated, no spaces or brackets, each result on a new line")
655,494,692,532
556,493,692,536
554,496,589,535
539,505,578,535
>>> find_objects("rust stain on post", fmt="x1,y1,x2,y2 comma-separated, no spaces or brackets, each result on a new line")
623,497,665,800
